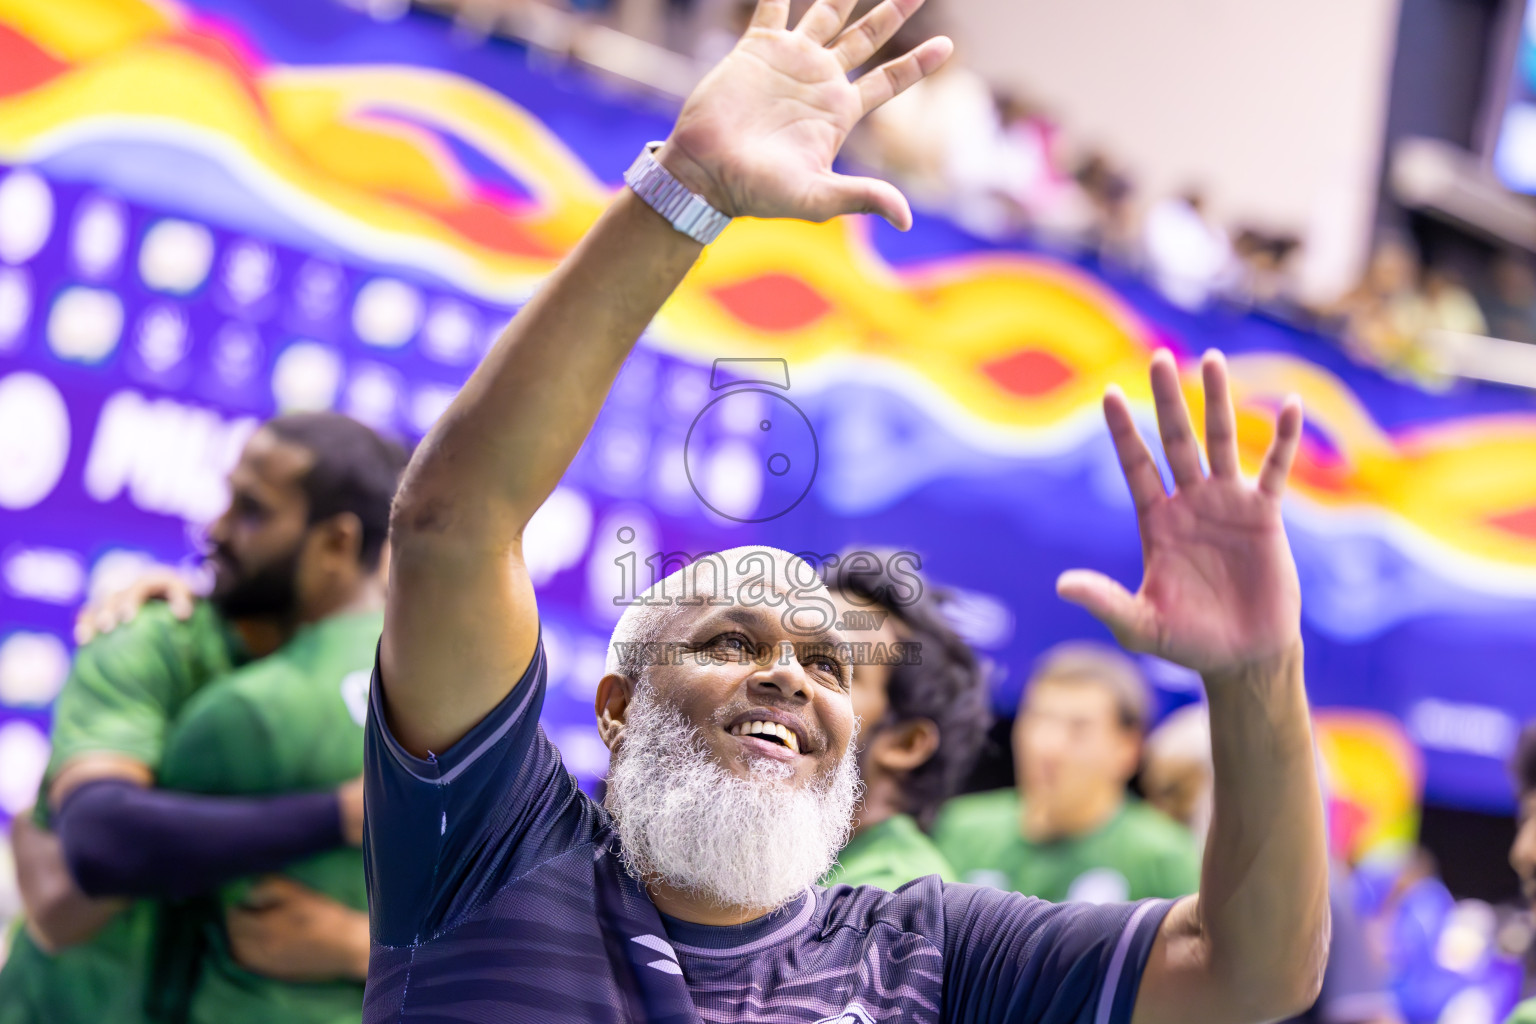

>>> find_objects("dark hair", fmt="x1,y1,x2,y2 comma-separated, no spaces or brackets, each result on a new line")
264,413,409,570
823,551,991,830
1513,721,1536,796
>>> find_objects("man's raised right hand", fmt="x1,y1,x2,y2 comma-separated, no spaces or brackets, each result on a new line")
657,0,951,232
379,0,950,756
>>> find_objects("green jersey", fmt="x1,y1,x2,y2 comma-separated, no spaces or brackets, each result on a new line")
0,603,246,1024
931,788,1200,904
821,813,957,890
156,610,382,1024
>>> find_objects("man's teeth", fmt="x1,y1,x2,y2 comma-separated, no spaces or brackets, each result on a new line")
729,720,800,754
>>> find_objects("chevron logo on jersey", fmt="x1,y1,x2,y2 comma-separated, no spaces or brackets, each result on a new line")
632,933,684,975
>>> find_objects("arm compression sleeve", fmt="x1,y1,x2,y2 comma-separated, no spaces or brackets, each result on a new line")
55,779,344,900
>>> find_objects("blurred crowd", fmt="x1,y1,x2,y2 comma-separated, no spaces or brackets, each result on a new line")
1323,239,1536,389
422,0,1308,315
418,0,1536,392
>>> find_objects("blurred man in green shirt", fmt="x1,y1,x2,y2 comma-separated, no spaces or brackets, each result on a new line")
933,641,1199,903
3,599,249,1024
156,601,383,1024
1,412,404,1024
819,552,990,890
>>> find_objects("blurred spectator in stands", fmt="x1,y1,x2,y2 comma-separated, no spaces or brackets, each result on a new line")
1231,228,1303,316
844,9,1093,242
1142,187,1235,311
931,642,1199,903
1074,151,1136,261
1422,266,1487,339
1144,703,1402,1024
1334,238,1493,388
1337,236,1429,374
855,41,1016,237
990,92,1097,246
818,554,991,890
1504,724,1536,1024
1479,254,1536,344
1141,702,1213,848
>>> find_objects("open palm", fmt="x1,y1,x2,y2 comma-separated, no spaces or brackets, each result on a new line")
1059,351,1304,676
660,0,951,230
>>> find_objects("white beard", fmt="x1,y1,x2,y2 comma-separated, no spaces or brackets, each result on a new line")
604,685,861,914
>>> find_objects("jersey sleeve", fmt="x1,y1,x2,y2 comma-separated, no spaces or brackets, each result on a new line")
44,606,195,787
940,885,1176,1024
363,635,603,946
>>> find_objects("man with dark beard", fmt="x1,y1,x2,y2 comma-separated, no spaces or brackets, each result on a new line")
364,0,1329,1019
0,413,402,1024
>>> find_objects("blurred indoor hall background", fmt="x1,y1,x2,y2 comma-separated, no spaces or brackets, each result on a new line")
3,1,1536,1022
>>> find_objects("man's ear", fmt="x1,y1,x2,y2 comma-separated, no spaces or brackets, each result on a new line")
867,717,940,775
316,512,365,566
595,672,635,752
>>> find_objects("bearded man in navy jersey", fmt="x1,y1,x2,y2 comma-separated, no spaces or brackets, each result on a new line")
361,0,1331,1019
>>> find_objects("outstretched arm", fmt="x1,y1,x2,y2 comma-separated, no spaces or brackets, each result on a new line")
382,0,952,756
1058,351,1328,1024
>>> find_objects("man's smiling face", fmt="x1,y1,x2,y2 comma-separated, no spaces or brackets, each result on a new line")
598,548,864,912
638,599,857,790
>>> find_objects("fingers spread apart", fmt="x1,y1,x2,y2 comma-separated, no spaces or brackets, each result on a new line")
1150,350,1204,490
1201,350,1239,480
1103,384,1165,513
795,0,859,45
1123,348,1302,499
1259,396,1303,498
856,34,952,115
830,0,922,69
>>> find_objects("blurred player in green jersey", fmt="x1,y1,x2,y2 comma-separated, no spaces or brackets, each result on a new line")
3,596,249,1024
933,641,1200,903
154,573,384,1024
818,552,990,890
1,412,405,1024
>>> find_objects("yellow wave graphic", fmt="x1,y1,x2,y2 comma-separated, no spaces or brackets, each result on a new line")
3,0,1536,576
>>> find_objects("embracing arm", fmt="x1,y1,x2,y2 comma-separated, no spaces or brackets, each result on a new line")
52,779,354,902
48,690,367,904
382,0,951,756
1058,351,1328,1024
227,878,371,983
11,808,124,952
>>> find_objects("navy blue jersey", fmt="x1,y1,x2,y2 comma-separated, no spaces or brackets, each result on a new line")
362,638,1175,1023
